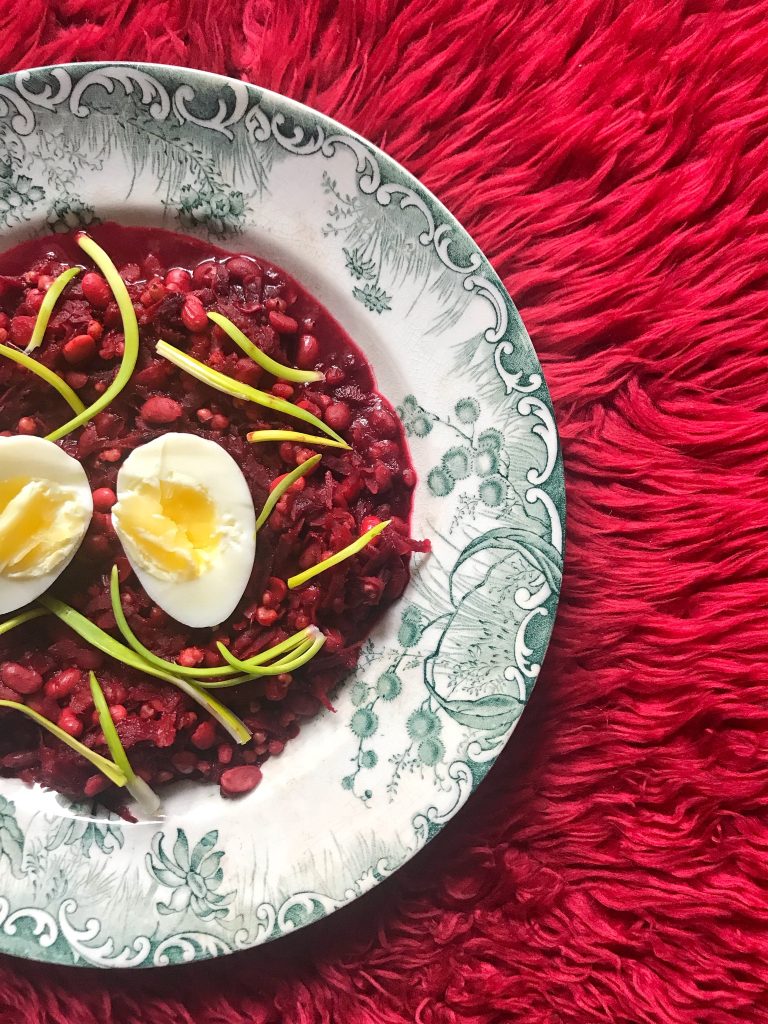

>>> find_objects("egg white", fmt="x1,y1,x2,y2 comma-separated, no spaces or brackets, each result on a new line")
112,433,257,628
0,435,93,615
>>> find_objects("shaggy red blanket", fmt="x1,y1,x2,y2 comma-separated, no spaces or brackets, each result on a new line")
1,1,766,1021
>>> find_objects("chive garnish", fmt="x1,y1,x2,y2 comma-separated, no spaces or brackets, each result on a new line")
89,671,160,815
0,344,86,415
109,566,310,680
216,628,326,677
287,519,392,589
155,340,348,447
25,266,81,353
255,454,321,535
0,698,126,787
39,595,251,745
247,429,347,449
208,312,324,384
45,234,140,443
0,607,49,636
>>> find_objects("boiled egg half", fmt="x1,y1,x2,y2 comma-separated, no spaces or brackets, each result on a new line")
0,435,93,614
111,433,256,628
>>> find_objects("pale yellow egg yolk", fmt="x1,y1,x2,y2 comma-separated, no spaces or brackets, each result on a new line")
112,479,220,582
0,476,88,578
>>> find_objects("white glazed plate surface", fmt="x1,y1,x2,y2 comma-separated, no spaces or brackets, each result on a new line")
0,62,564,967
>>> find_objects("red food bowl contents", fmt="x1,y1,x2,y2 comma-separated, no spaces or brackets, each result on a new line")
0,224,429,806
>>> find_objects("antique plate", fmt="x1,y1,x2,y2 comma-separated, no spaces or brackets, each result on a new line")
0,62,564,967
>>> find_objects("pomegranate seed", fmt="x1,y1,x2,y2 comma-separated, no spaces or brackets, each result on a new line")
63,333,96,365
181,294,208,333
10,316,36,345
177,646,204,668
57,709,83,737
140,395,183,424
108,704,127,723
220,765,262,796
92,487,116,513
196,408,213,423
210,413,229,430
87,320,103,340
191,721,216,750
1,661,42,694
271,382,294,400
17,417,38,435
84,774,109,797
217,743,233,765
360,515,382,534
256,607,279,626
44,668,82,699
324,402,352,432
81,272,111,309
267,311,298,334
164,268,191,293
295,334,319,368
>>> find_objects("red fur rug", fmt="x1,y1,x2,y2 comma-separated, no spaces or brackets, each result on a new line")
1,1,767,1021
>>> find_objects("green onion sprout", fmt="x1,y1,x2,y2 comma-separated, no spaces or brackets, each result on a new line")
208,311,324,384
215,628,326,679
25,266,82,353
0,607,48,636
255,454,321,534
0,698,126,787
0,344,86,415
287,519,392,589
247,429,347,449
39,595,251,745
89,671,160,815
156,340,347,446
46,234,140,442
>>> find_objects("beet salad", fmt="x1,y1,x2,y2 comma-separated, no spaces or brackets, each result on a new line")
0,223,427,812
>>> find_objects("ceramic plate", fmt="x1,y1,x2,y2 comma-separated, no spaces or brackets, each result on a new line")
0,62,564,967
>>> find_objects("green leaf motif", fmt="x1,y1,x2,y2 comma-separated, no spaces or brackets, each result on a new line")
352,283,392,314
343,247,377,281
0,796,24,878
427,687,524,734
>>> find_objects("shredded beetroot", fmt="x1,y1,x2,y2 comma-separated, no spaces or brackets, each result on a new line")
0,224,428,805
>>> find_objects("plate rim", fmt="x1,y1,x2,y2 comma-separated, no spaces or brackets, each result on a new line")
0,59,565,967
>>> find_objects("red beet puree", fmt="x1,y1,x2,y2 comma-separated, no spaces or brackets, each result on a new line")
0,224,426,804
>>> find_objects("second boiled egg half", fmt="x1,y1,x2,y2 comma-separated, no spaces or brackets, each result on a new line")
112,433,256,628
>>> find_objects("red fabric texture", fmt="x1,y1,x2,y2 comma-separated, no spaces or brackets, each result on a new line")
1,1,767,1020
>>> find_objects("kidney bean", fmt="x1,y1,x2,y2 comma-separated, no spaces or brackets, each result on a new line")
181,293,208,333
17,417,38,435
191,721,217,750
10,315,35,346
324,401,352,432
81,272,111,309
220,765,262,797
295,333,319,368
63,333,96,364
1,662,43,694
57,709,83,737
140,395,183,424
268,310,298,334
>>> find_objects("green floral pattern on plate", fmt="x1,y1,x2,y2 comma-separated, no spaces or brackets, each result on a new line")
0,62,564,967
